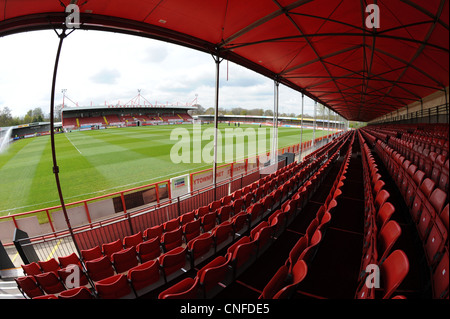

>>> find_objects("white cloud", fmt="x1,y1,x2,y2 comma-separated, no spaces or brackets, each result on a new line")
0,29,320,119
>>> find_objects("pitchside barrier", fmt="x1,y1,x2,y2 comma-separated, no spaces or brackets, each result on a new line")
1,132,340,265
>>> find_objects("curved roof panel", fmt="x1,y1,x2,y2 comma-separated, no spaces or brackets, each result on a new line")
0,0,448,122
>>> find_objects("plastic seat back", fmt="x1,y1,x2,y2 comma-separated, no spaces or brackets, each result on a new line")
137,237,161,263
34,272,66,295
128,260,161,292
378,220,401,263
158,277,199,299
183,219,202,243
21,262,42,276
95,274,132,299
123,232,143,249
112,246,139,273
144,224,163,241
380,250,409,299
432,250,449,299
15,276,43,299
85,256,115,282
102,239,123,260
161,227,183,252
198,255,231,296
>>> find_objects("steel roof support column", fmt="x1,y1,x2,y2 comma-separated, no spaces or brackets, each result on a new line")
327,107,331,140
299,93,305,161
299,93,304,160
49,28,83,261
271,80,280,165
312,101,317,147
212,54,223,196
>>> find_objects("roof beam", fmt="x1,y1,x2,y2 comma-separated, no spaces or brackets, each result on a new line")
219,0,313,48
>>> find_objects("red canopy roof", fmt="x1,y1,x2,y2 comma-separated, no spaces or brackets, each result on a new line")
1,0,448,122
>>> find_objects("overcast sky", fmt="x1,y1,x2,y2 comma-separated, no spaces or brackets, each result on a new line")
0,29,319,118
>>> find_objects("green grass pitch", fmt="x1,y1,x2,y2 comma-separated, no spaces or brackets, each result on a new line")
0,124,329,217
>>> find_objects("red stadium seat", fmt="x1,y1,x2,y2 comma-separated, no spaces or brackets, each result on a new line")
212,221,234,252
15,276,43,299
178,211,195,226
217,204,232,224
136,237,161,263
227,236,257,279
285,236,308,272
439,159,449,192
85,256,115,282
232,198,245,215
259,260,308,299
58,252,82,268
81,245,103,262
159,246,190,282
429,188,447,215
158,277,200,299
247,202,263,226
161,227,183,252
209,200,222,212
144,224,163,241
102,239,124,261
187,232,215,267
305,218,319,246
21,262,42,276
374,190,390,211
221,195,233,206
299,230,322,265
197,255,232,298
376,202,395,231
440,204,449,230
379,250,409,299
424,217,447,267
405,170,426,208
377,220,402,264
112,246,139,274
128,260,163,297
273,260,308,299
38,258,61,275
432,249,449,299
164,218,180,232
196,206,210,219
231,211,249,236
57,264,89,288
201,211,217,233
250,221,274,255
123,231,143,249
417,201,436,241
95,274,134,299
183,219,202,243
34,271,66,295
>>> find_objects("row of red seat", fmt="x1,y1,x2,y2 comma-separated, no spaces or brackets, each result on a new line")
258,131,354,299
373,138,449,299
359,130,449,299
16,131,351,299
157,132,354,299
361,125,449,193
15,160,305,299
356,131,410,299
369,123,449,142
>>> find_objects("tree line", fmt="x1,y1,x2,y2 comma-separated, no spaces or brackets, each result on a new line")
0,105,62,127
189,105,333,119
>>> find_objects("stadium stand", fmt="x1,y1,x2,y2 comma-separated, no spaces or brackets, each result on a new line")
16,131,355,299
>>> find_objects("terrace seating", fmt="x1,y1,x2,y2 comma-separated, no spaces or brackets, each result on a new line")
17,130,356,300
